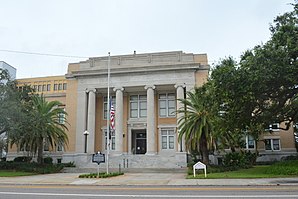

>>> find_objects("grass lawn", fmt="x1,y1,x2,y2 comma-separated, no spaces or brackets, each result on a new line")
189,160,298,179
0,170,36,177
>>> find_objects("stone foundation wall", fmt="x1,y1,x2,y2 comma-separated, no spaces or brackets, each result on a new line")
62,152,187,169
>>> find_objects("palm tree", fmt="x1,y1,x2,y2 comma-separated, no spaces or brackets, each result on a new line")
10,95,68,164
177,87,214,165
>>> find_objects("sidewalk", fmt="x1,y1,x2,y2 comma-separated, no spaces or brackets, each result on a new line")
0,173,298,186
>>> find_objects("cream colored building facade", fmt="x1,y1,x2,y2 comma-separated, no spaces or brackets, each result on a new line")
9,51,297,168
65,51,209,169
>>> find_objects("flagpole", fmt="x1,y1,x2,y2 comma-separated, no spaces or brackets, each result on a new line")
106,52,111,174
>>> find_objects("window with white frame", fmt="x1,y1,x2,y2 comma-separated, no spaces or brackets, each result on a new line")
268,123,280,131
159,93,176,117
265,138,280,151
130,95,147,118
245,135,255,149
104,130,115,150
58,108,66,124
58,83,62,90
161,129,175,150
103,96,116,120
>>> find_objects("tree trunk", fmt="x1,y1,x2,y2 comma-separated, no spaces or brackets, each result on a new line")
199,132,209,165
37,139,43,164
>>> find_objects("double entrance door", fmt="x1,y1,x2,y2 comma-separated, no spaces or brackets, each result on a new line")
132,129,147,154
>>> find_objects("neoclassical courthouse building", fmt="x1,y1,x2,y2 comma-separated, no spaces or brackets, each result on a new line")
9,51,297,169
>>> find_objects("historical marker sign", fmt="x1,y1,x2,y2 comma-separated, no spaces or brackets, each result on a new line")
92,152,105,164
193,161,207,178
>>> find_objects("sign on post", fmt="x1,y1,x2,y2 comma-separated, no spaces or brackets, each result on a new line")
193,161,207,178
92,152,105,178
92,152,105,164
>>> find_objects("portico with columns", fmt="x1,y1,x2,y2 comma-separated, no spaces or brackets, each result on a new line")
65,51,210,169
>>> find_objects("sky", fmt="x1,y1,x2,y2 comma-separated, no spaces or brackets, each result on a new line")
0,0,295,79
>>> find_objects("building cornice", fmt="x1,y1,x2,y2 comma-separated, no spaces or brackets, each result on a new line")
66,63,209,79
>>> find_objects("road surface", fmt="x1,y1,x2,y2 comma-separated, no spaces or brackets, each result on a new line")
0,184,297,198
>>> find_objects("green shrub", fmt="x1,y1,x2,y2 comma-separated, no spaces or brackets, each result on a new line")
79,172,124,178
0,161,64,174
13,156,32,162
223,151,257,171
43,157,53,164
281,155,298,161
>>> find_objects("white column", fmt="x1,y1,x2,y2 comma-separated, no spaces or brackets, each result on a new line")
75,90,88,153
175,84,186,152
113,87,124,154
87,89,96,153
145,85,156,155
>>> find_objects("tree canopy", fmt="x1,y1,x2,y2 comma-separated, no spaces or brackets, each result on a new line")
210,2,298,138
0,69,33,135
179,2,298,155
9,95,68,163
1,69,68,163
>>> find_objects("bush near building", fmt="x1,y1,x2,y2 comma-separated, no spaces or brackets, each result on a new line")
0,156,65,174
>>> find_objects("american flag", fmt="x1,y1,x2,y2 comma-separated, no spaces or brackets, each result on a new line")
110,99,115,130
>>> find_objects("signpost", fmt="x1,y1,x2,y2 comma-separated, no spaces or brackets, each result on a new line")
193,161,207,178
92,151,105,177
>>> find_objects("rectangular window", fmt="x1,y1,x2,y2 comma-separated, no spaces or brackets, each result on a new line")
103,96,116,120
130,95,147,118
54,84,58,91
47,84,51,91
104,130,115,150
58,83,62,90
265,138,280,151
161,129,175,150
42,84,46,91
268,123,280,132
159,93,176,117
63,83,67,90
246,135,255,149
58,109,65,124
38,85,42,92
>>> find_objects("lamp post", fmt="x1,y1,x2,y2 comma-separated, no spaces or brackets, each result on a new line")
83,130,89,153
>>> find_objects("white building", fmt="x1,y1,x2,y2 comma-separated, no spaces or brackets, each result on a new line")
0,61,16,81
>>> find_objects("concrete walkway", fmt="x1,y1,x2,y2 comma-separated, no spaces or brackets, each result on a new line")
0,173,298,186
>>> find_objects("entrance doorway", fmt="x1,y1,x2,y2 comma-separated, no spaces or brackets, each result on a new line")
132,129,147,154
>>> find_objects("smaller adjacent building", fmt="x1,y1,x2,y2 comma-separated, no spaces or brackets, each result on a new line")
0,61,16,83
0,61,17,158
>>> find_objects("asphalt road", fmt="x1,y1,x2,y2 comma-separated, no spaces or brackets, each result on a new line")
0,185,297,199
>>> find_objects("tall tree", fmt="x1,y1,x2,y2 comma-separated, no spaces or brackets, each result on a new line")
178,87,214,165
208,2,298,149
0,69,33,136
10,95,68,164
